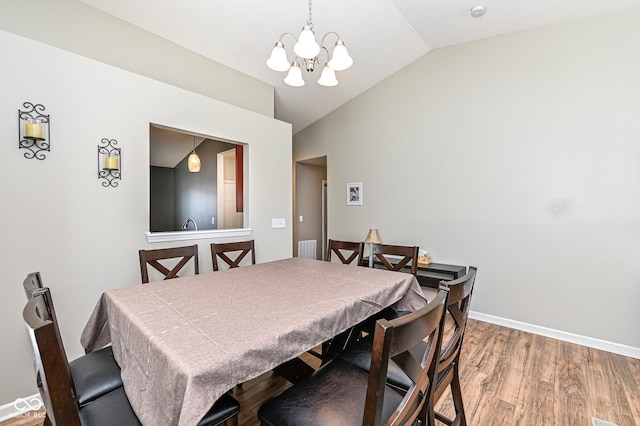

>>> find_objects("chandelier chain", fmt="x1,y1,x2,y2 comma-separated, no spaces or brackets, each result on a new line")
307,0,313,27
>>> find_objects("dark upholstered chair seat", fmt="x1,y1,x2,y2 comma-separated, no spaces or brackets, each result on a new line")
258,359,404,426
22,272,125,407
70,346,123,407
77,364,238,426
23,286,240,426
197,393,241,426
339,334,425,391
78,387,141,426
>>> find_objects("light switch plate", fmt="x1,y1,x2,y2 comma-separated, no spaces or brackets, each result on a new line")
272,218,286,228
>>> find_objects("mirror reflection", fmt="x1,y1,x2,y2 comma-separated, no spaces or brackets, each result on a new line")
149,124,245,233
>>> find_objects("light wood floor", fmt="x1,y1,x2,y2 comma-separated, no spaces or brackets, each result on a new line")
4,319,639,426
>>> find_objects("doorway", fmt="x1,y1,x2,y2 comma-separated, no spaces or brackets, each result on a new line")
217,148,243,229
294,156,327,259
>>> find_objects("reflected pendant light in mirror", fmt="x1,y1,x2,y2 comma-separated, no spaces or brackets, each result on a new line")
188,136,201,172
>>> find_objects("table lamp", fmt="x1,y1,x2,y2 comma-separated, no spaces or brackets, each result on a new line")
364,228,381,267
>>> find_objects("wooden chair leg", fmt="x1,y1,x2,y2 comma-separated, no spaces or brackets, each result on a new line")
224,415,238,426
444,362,467,426
419,395,437,426
450,363,466,426
434,363,466,425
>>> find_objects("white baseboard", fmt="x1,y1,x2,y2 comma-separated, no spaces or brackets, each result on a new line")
470,310,640,359
0,394,43,422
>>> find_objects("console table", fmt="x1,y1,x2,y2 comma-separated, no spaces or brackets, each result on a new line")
363,258,466,288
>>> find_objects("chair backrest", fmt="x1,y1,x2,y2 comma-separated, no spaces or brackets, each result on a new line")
23,271,43,299
23,288,81,426
326,239,364,265
210,240,255,271
138,244,199,283
364,288,449,426
436,266,477,388
22,272,65,332
371,243,419,276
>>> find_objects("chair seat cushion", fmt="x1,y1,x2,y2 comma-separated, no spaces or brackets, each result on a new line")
79,387,141,426
339,335,423,391
70,346,124,406
197,393,240,426
339,333,456,392
258,359,403,426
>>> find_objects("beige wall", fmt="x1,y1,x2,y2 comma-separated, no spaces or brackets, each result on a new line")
0,28,291,408
294,9,640,349
0,0,273,118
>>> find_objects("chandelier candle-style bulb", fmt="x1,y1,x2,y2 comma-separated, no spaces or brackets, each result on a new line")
328,40,353,71
284,62,305,87
266,0,353,87
294,25,321,58
266,42,290,71
318,65,338,87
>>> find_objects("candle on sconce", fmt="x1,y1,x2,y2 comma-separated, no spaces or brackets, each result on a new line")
24,121,43,139
104,156,119,170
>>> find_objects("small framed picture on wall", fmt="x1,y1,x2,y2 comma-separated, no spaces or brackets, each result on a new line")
347,182,362,205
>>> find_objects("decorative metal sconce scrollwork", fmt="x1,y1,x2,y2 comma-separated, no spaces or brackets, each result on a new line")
98,138,121,187
18,102,50,160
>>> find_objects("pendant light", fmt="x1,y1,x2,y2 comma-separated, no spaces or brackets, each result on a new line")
188,136,201,173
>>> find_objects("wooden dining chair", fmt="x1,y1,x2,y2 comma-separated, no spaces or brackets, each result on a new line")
23,287,140,426
24,287,241,426
358,243,420,335
371,243,419,276
431,266,477,426
326,239,364,265
210,240,255,271
304,239,365,360
22,271,43,298
138,244,199,283
339,267,478,426
22,272,124,407
258,288,449,426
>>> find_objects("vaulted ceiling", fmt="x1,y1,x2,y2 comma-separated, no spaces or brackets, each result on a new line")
81,0,640,133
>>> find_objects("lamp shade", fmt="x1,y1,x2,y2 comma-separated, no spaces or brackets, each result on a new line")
266,42,290,72
364,228,381,244
328,40,353,71
294,25,321,59
188,152,201,172
317,65,338,87
284,62,305,87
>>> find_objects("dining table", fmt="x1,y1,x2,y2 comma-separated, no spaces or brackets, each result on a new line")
80,257,427,426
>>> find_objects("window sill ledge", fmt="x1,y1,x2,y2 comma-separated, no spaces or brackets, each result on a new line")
145,228,252,243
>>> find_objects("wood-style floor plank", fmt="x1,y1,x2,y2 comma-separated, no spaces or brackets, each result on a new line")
3,319,639,426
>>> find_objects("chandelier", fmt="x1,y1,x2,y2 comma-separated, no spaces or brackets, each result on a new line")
266,0,353,87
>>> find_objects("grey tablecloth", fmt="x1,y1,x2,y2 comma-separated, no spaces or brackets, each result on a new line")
80,257,426,426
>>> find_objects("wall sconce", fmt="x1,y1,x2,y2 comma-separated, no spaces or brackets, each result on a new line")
98,138,121,187
364,228,382,267
18,102,50,160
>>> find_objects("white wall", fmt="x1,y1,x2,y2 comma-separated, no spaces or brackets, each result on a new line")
0,30,292,405
293,10,640,349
